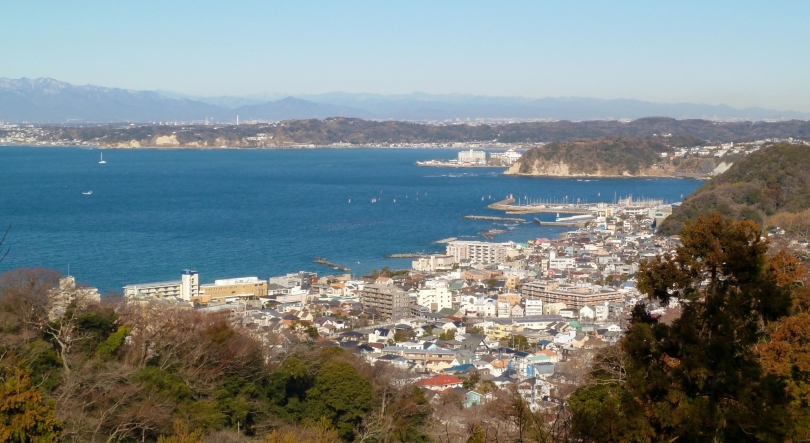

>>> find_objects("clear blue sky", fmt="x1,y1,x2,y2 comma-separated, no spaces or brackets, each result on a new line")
3,1,809,111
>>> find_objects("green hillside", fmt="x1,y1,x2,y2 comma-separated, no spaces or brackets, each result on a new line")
658,142,810,235
508,136,677,176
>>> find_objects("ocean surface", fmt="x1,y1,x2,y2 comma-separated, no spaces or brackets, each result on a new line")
0,147,702,292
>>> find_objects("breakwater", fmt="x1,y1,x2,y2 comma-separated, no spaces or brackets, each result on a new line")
462,215,527,223
534,218,587,228
384,253,424,259
314,257,351,271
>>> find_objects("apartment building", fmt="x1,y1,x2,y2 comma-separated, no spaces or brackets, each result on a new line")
525,298,544,317
416,285,453,312
361,283,411,320
412,254,455,272
446,241,509,265
124,280,182,298
521,282,622,309
458,149,486,163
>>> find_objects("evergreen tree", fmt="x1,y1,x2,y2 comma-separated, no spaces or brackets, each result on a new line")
305,360,373,441
570,213,798,442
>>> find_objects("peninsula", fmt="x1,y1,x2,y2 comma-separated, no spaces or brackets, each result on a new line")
502,136,800,179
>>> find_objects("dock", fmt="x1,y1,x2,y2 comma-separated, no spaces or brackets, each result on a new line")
462,215,528,223
314,257,351,271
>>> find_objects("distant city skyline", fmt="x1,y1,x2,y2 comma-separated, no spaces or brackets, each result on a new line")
3,1,810,112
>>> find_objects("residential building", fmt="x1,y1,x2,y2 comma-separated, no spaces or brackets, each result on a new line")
447,241,509,265
416,285,453,312
269,271,318,289
124,280,182,299
361,284,411,320
412,254,455,272
521,282,623,309
458,149,486,164
525,298,543,317
180,270,199,301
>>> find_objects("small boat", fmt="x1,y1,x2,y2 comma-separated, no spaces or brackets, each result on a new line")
393,199,396,203
82,191,93,195
348,199,351,203
99,152,106,164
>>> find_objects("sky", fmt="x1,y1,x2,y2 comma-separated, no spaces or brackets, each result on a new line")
3,1,810,111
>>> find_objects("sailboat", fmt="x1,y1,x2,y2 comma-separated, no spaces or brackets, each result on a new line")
99,152,106,164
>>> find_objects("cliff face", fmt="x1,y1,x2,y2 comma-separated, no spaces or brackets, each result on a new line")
504,137,670,177
504,159,671,177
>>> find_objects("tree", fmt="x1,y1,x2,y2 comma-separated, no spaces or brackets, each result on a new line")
157,420,204,443
438,329,456,341
0,354,62,443
393,330,408,343
0,268,61,337
509,335,530,351
305,360,373,440
570,213,798,442
462,371,480,390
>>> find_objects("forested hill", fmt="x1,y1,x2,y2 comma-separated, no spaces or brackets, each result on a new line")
36,116,810,147
503,136,716,177
657,142,810,235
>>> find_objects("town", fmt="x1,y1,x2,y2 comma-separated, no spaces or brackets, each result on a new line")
96,199,709,414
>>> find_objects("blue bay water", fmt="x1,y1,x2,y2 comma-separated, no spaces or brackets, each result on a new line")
0,147,702,292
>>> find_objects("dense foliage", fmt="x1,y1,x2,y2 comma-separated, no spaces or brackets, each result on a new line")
658,143,810,235
514,137,667,175
569,213,810,442
0,272,432,442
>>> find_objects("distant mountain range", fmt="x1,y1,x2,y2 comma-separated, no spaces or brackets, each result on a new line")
2,77,809,124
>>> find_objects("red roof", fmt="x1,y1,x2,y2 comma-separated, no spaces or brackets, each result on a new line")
417,375,462,387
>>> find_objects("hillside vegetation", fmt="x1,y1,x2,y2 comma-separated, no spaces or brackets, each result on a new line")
658,142,810,235
504,136,707,177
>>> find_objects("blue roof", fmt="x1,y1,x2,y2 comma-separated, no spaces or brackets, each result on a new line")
444,364,474,373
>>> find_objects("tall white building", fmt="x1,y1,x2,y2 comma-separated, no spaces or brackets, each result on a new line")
446,241,509,265
180,270,199,301
416,285,453,312
458,149,486,164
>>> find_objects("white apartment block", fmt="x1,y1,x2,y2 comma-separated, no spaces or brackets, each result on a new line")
458,149,486,163
524,298,544,317
124,280,182,298
446,241,509,265
412,254,456,272
417,285,453,312
180,270,199,301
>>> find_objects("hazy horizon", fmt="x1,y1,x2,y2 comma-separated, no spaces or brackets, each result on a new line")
3,1,810,112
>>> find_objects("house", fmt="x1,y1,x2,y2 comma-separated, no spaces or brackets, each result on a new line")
369,328,395,343
417,375,463,391
464,390,488,408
